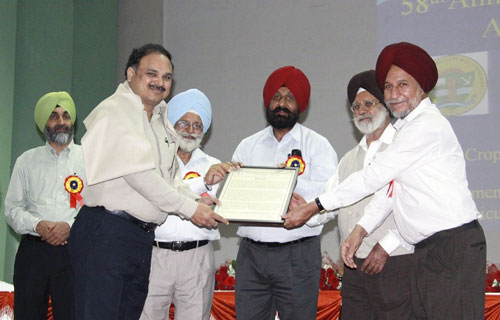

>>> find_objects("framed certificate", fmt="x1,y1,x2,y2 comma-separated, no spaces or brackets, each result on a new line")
214,166,298,223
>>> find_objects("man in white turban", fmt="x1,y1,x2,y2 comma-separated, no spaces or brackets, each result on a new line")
140,89,221,320
5,91,85,320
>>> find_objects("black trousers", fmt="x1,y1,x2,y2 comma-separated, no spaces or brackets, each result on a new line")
341,254,415,320
411,220,486,320
235,236,321,320
14,236,74,320
68,206,155,320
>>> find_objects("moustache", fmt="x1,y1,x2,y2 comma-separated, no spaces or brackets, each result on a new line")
178,131,202,139
53,124,70,132
272,107,293,115
148,84,166,92
352,114,372,122
386,98,408,105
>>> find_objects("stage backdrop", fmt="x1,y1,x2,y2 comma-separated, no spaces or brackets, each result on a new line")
161,0,500,266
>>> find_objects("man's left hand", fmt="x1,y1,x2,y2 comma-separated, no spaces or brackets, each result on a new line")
360,243,389,274
45,222,71,246
282,201,317,229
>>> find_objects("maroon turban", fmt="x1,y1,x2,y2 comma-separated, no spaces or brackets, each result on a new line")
376,42,438,93
347,70,384,105
263,66,311,113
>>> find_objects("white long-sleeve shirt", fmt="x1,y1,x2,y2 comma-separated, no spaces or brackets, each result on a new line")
5,141,85,236
154,148,221,241
308,125,413,256
233,123,337,242
319,98,480,245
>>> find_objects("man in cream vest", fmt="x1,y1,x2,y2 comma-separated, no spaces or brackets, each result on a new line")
307,70,415,319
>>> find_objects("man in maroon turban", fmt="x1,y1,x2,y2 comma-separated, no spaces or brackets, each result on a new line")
231,66,338,320
285,42,485,319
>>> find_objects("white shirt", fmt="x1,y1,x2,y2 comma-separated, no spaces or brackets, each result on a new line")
233,123,337,242
155,148,221,241
319,98,480,245
5,141,85,236
308,125,413,256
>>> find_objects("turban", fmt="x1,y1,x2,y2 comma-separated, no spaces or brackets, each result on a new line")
347,70,385,104
376,42,438,93
167,89,212,133
263,66,311,113
34,91,76,132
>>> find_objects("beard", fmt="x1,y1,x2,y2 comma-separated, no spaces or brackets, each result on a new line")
385,91,423,119
176,130,203,153
353,107,388,135
266,106,299,129
44,124,74,145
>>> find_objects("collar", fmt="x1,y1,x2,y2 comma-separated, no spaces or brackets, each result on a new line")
358,124,396,151
393,97,433,131
187,148,205,163
45,140,74,156
264,123,302,143
176,148,206,168
120,81,167,115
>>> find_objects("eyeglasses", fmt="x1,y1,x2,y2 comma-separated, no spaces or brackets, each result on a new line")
272,93,295,103
350,100,380,112
175,120,203,131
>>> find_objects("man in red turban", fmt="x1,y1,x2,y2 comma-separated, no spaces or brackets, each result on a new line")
263,65,311,113
284,42,486,319
232,66,338,320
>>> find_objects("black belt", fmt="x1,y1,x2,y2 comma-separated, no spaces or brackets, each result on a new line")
153,240,209,251
416,220,480,249
22,234,44,242
103,208,157,233
243,236,316,248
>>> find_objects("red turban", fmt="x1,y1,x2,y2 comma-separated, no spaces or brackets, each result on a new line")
263,66,311,113
376,42,438,93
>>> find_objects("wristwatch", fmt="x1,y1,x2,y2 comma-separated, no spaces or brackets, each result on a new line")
315,197,327,214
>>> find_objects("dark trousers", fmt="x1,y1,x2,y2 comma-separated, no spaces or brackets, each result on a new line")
14,236,74,320
411,220,486,320
341,254,415,320
235,236,321,320
68,206,155,320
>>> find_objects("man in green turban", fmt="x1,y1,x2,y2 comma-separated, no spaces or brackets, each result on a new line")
5,91,85,320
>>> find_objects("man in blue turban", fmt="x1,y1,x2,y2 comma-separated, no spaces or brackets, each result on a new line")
140,89,222,320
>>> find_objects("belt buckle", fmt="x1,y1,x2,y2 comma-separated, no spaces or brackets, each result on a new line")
172,241,184,251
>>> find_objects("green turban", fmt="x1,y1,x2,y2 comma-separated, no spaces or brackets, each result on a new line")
34,91,76,132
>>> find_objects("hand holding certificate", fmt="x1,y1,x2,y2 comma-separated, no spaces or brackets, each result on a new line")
214,166,298,223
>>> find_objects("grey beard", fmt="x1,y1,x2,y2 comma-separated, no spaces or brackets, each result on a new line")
177,132,203,153
45,125,74,145
353,107,388,135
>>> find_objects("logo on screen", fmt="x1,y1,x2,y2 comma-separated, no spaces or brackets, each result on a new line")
430,55,487,116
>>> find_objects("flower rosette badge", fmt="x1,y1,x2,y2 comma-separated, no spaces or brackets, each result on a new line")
215,260,236,290
183,171,201,180
285,150,306,175
64,175,84,208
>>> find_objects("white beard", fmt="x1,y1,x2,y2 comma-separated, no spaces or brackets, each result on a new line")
353,107,388,135
176,130,203,153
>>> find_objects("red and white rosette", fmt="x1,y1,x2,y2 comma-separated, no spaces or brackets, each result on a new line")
285,155,306,175
64,175,84,208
